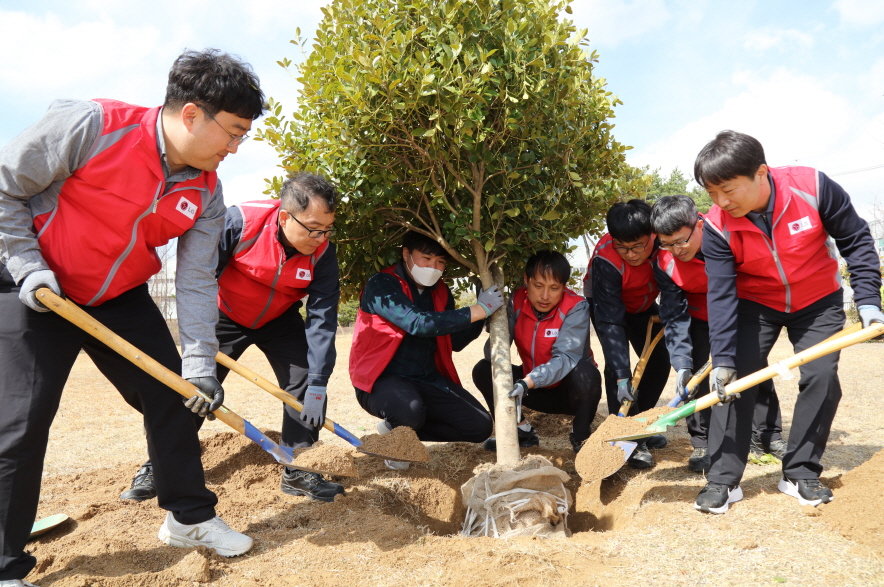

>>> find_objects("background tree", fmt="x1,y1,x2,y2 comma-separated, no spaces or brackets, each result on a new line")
644,167,712,211
261,0,637,463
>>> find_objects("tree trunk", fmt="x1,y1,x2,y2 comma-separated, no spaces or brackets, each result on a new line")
481,264,519,465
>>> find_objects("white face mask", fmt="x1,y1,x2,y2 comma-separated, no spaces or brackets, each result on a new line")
408,254,443,287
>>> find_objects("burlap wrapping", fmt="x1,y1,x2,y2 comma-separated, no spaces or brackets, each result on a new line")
460,455,571,538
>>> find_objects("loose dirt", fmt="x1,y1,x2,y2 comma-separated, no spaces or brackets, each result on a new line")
292,442,359,478
359,425,430,463
26,331,884,585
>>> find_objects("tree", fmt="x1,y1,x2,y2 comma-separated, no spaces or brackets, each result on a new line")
261,0,636,463
644,167,713,211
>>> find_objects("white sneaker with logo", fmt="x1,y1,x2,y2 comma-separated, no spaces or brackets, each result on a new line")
157,512,253,557
0,580,39,586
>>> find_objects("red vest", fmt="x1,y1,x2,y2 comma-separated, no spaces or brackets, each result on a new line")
217,200,330,328
705,166,840,312
585,233,658,313
655,248,708,321
349,266,459,392
32,99,217,306
512,286,588,378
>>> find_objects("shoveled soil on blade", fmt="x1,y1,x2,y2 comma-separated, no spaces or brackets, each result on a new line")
26,331,884,585
292,442,359,478
359,426,430,462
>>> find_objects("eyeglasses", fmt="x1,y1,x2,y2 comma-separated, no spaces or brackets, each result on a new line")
658,218,699,250
612,239,649,255
200,106,249,147
290,215,336,239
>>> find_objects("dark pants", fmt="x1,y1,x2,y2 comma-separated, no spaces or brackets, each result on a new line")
707,291,845,486
0,284,216,580
597,309,671,416
685,319,782,448
355,373,492,443
470,357,602,445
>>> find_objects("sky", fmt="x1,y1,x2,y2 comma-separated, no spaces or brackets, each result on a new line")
2,0,884,234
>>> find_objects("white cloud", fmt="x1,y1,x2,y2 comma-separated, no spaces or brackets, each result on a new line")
743,29,814,52
568,0,670,47
835,0,884,27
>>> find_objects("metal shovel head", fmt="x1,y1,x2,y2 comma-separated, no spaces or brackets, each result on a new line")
613,440,638,460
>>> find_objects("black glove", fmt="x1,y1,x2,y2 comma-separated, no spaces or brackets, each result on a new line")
711,367,738,404
184,376,224,420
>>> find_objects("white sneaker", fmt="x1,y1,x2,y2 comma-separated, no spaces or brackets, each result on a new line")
157,512,253,557
377,420,393,435
0,580,39,587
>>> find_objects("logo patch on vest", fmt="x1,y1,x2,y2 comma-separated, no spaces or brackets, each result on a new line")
177,196,198,220
296,268,312,280
544,328,559,338
788,216,812,235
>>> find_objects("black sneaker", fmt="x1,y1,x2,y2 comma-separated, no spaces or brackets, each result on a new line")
749,434,766,457
627,442,654,469
281,469,345,502
694,482,743,514
645,434,668,449
688,447,711,473
120,463,156,501
777,476,833,506
766,438,787,460
482,428,540,451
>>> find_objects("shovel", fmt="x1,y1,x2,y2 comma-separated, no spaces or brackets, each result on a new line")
36,288,354,477
216,351,428,463
617,315,664,417
605,322,880,443
666,360,712,408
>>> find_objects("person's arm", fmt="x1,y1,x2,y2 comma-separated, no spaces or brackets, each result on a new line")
702,222,738,368
591,256,632,379
524,300,590,389
215,205,244,277
816,172,882,308
0,100,101,282
361,272,474,336
176,181,226,378
654,262,694,371
304,242,340,386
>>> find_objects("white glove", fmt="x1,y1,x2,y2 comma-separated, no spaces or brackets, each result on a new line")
858,305,884,328
19,269,62,312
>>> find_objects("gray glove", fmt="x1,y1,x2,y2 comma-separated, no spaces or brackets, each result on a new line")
675,368,692,401
508,379,529,400
711,366,738,403
616,378,636,404
476,285,504,317
19,269,62,312
858,305,884,328
184,376,224,420
301,385,327,428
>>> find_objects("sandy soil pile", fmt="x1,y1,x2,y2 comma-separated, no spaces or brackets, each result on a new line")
26,333,884,585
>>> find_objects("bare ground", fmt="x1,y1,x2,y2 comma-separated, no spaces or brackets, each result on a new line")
29,330,883,586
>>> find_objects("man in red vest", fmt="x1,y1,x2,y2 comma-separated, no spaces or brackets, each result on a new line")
0,49,265,583
122,173,344,503
472,250,602,453
651,195,785,474
349,231,501,469
585,199,671,469
693,130,883,514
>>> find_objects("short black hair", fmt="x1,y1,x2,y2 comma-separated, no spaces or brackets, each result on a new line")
164,48,265,120
402,231,448,258
280,173,337,214
606,199,652,242
524,250,570,285
651,195,697,236
694,130,767,187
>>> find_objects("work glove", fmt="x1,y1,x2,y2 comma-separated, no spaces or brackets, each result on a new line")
711,366,738,404
858,305,884,328
675,368,693,401
184,376,224,420
616,378,636,404
476,285,504,317
508,379,529,400
19,269,63,312
300,385,327,428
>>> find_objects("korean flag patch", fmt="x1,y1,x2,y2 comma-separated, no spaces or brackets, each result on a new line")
296,268,312,280
176,196,198,220
544,328,559,338
788,216,813,235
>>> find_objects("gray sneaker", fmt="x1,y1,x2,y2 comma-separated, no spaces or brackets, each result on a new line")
158,512,253,557
688,447,711,473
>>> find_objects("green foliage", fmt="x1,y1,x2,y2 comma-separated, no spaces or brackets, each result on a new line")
337,298,359,327
260,0,632,295
642,167,713,212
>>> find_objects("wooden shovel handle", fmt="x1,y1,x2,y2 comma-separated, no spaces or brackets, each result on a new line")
620,316,664,416
694,321,882,412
